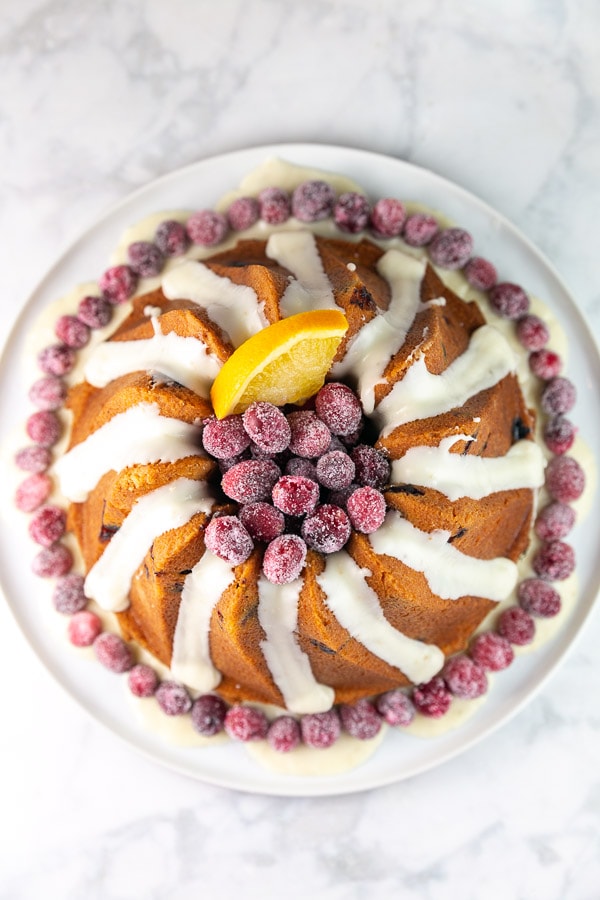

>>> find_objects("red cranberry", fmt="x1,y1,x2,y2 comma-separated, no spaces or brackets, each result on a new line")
15,473,52,512
545,456,585,503
155,680,192,715
351,445,390,489
242,402,291,453
463,257,497,290
443,655,488,699
186,210,228,246
316,451,355,490
288,410,331,458
346,486,386,533
38,343,75,376
300,709,341,748
535,502,576,541
224,705,269,741
239,502,285,542
191,694,228,736
413,677,452,718
541,377,576,416
29,376,66,411
488,283,530,319
544,416,576,455
55,314,90,349
428,228,473,270
339,699,382,739
267,715,302,752
497,607,535,645
518,578,561,617
26,410,60,447
285,457,318,481
532,540,575,581
155,219,189,257
292,180,336,222
67,610,102,647
221,459,281,503
52,574,87,615
403,213,439,247
258,187,291,225
32,543,72,577
375,690,416,727
529,348,562,380
315,382,362,437
301,504,351,553
128,241,164,277
516,314,549,351
94,632,134,672
272,475,320,516
99,264,138,304
128,664,159,697
15,446,51,473
327,483,359,509
204,515,254,564
334,192,370,234
470,632,514,671
263,534,308,584
28,505,66,547
202,414,251,459
77,295,112,329
227,196,260,231
370,198,406,237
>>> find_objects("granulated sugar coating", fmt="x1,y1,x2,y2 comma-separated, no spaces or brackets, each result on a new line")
227,196,260,231
300,709,341,748
186,209,228,246
315,382,362,436
204,515,254,564
370,198,406,237
488,282,530,319
258,187,291,225
443,655,488,699
497,607,535,646
534,502,576,541
428,228,473,270
155,680,192,716
242,401,291,453
412,677,452,718
339,699,382,739
518,578,561,618
99,264,138,305
287,410,331,458
202,414,251,459
221,459,281,503
376,690,415,727
263,533,308,584
469,632,514,671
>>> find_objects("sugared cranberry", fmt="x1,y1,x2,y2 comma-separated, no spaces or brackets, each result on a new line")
128,664,159,697
301,504,351,553
545,456,585,503
497,607,535,645
300,709,341,748
370,198,406,237
218,452,250,474
242,402,291,453
339,699,382,739
77,295,112,329
463,257,497,291
516,314,549,352
263,534,308,584
204,515,254,564
541,377,576,416
32,543,72,578
202,414,251,459
186,210,228,246
128,241,164,278
94,632,133,672
155,219,189,257
285,457,318,481
315,382,362,437
488,282,530,319
221,459,281,503
267,716,301,752
99,264,138,305
29,376,66,411
535,502,576,541
272,475,319,516
346,486,386,533
376,690,416,727
403,213,439,247
52,574,87,615
327,483,358,509
544,416,576,456
428,228,473,270
55,314,90,349
443,655,488,699
316,451,355,490
156,680,192,715
15,473,52,512
532,540,575,581
529,348,562,381
28,505,66,547
239,502,285,542
288,410,331,458
518,578,561,618
334,192,370,234
26,410,60,447
191,694,228,736
227,196,260,231
412,677,452,718
15,446,51,474
38,343,75,376
292,180,336,222
351,445,390,489
470,632,514,671
67,610,102,647
258,187,291,225
224,705,269,741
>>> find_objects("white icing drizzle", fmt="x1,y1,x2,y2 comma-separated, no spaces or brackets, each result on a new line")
84,327,222,397
374,324,516,435
170,552,236,691
265,231,337,316
84,478,213,612
54,402,203,503
368,511,517,602
332,250,425,413
391,435,546,501
161,259,267,347
257,577,335,714
316,553,444,684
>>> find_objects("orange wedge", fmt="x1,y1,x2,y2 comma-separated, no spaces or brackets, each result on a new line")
210,309,348,418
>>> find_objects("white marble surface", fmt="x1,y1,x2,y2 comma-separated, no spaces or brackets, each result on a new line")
1,1,599,897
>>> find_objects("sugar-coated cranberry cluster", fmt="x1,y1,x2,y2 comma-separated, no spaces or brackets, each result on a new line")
200,385,390,584
13,176,589,750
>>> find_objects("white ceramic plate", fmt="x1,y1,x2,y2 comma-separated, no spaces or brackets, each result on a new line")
1,144,599,796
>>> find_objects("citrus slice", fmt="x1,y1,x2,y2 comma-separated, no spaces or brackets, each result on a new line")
210,310,348,418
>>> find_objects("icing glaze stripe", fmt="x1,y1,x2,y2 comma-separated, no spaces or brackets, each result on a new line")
170,552,237,691
374,324,516,435
54,402,203,503
258,577,335,714
84,478,213,613
316,553,444,685
266,231,337,317
391,436,546,501
368,511,518,602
